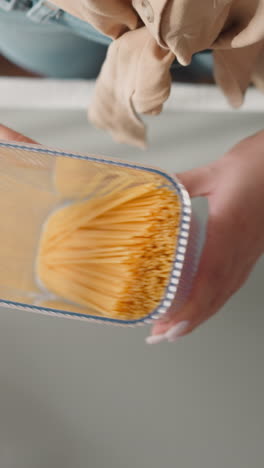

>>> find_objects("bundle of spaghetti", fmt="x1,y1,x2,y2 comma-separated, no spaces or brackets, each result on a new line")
36,181,181,320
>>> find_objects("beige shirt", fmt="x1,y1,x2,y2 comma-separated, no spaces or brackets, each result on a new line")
53,0,264,147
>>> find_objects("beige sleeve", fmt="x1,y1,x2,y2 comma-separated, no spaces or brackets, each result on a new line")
52,0,264,147
89,27,174,148
133,0,230,63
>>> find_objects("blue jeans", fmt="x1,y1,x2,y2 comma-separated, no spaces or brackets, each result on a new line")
0,1,110,78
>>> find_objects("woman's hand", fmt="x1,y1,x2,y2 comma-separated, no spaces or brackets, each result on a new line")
147,130,264,344
0,124,36,143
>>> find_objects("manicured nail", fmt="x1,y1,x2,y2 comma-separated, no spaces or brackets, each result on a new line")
165,321,189,343
145,333,167,345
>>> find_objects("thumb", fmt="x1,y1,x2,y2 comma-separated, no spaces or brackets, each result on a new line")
0,124,36,144
176,165,215,198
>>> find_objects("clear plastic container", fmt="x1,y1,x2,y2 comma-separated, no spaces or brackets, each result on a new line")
0,141,205,326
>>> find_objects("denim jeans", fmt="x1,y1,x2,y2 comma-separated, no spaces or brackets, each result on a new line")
0,0,110,78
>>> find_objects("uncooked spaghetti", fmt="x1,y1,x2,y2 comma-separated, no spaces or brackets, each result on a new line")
36,181,181,320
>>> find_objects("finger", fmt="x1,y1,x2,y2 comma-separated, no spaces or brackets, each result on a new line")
0,124,36,144
176,165,215,198
146,215,233,343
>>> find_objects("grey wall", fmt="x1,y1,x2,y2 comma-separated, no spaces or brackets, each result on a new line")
0,109,263,468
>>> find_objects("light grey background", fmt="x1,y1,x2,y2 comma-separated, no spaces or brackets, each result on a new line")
0,109,263,468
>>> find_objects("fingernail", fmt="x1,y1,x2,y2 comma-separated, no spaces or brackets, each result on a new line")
145,333,167,345
165,321,189,343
